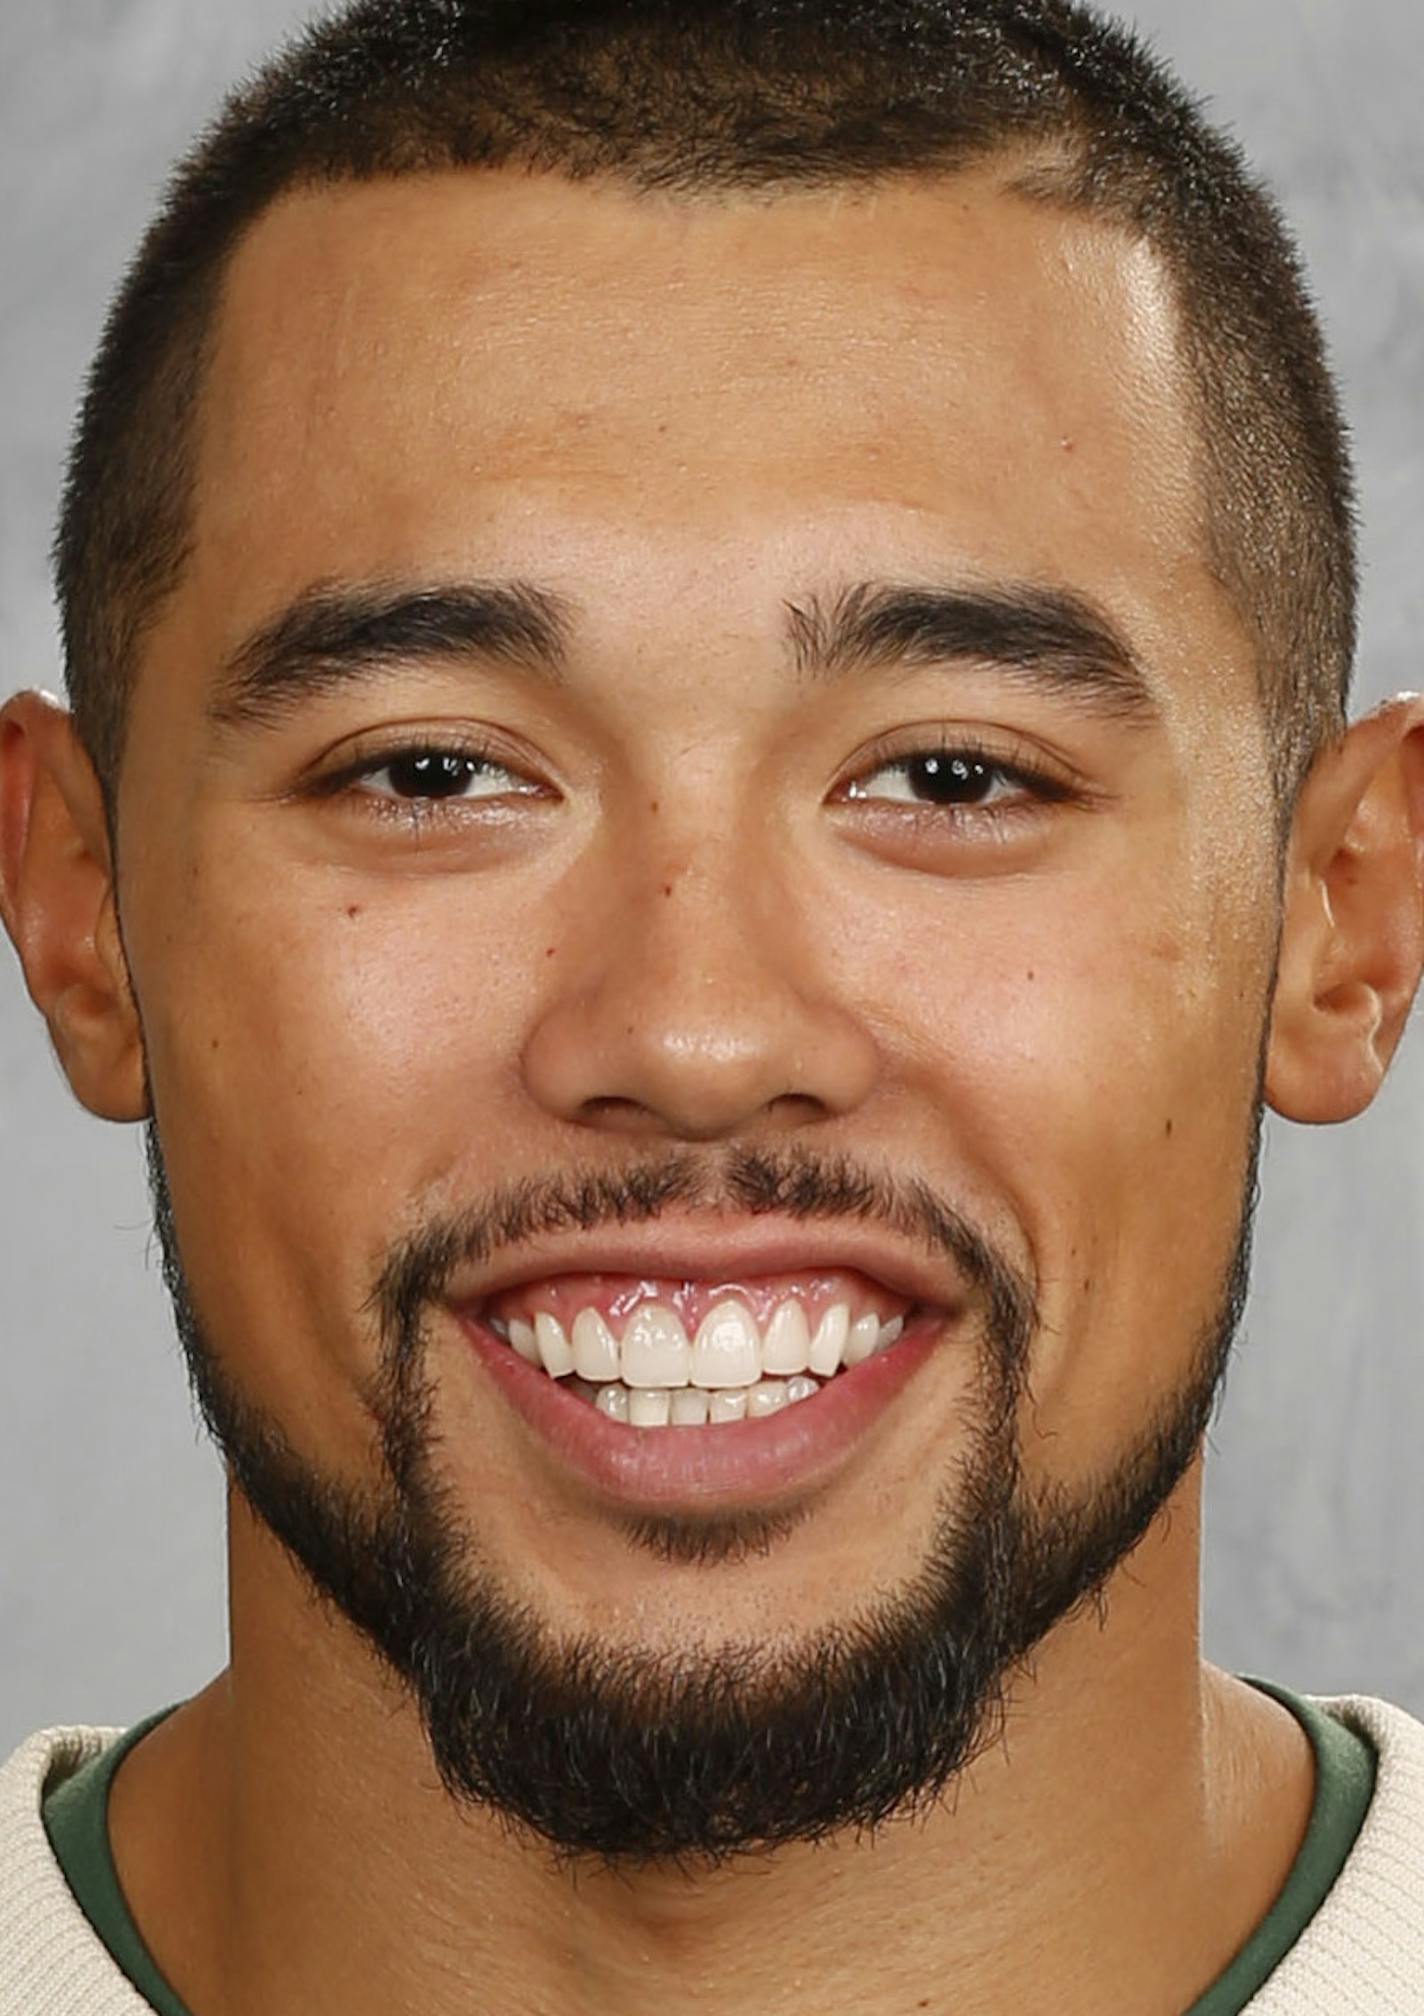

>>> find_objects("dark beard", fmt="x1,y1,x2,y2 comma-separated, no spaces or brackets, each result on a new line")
143,1125,1260,1872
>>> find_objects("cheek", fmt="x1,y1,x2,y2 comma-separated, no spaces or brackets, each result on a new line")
862,870,1264,1470
131,868,529,1436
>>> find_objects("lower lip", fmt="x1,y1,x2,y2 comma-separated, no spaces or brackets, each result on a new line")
453,1306,956,1512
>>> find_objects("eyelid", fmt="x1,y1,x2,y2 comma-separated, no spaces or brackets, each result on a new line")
302,725,1083,830
838,729,1079,803
306,728,543,799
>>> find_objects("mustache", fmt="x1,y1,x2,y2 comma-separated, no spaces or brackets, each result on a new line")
367,1140,1038,1386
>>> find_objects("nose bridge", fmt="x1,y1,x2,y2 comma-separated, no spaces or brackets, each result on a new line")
605,800,813,1069
641,800,780,969
521,789,880,1136
586,722,792,969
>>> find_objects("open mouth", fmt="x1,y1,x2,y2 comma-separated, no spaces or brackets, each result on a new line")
451,1251,960,1510
476,1271,920,1429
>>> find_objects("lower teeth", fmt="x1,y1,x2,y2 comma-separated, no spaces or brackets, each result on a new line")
569,1373,828,1426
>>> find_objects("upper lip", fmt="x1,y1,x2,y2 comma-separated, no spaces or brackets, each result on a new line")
444,1215,971,1316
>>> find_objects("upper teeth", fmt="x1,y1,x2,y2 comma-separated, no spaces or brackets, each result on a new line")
495,1298,906,1386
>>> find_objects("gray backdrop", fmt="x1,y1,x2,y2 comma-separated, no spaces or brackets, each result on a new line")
2,0,1420,1752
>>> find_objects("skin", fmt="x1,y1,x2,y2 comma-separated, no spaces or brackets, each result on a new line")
3,159,1424,2015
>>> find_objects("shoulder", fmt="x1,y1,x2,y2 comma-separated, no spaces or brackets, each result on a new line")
1,1720,124,1796
1248,1694,1424,2013
0,1724,152,2016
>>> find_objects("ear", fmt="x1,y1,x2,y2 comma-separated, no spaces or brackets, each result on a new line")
1266,695,1424,1125
0,690,148,1122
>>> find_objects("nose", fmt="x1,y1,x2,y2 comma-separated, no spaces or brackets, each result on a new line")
520,830,881,1142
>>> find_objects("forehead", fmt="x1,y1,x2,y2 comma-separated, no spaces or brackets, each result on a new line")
182,163,1217,673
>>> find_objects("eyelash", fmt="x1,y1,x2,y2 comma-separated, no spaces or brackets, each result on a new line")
845,732,1075,823
314,741,536,816
312,732,1073,830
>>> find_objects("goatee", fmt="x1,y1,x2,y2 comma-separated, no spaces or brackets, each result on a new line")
144,1126,1258,1870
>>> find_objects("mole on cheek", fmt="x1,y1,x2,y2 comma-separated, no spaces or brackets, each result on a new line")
346,905,362,921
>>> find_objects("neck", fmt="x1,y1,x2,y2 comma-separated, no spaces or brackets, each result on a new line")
106,1469,1313,2016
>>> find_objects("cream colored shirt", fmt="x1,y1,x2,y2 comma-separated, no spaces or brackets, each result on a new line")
2,1692,1422,2013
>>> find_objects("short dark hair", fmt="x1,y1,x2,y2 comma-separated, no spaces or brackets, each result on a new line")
56,0,1356,831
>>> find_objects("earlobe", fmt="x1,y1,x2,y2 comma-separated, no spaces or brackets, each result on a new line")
0,690,149,1123
1265,697,1424,1125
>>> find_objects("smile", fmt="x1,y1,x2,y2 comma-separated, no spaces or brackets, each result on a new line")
454,1266,959,1511
484,1278,912,1427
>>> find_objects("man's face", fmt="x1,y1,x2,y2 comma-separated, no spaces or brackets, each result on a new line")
115,164,1279,1860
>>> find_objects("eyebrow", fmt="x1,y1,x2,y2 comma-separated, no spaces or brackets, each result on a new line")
207,574,1160,732
784,579,1159,722
209,579,576,732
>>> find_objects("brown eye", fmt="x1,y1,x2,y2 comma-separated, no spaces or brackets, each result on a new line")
343,744,539,805
383,750,494,799
846,748,1047,810
901,753,998,805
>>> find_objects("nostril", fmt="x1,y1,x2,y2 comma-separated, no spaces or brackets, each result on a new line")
578,1096,670,1133
763,1094,836,1131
